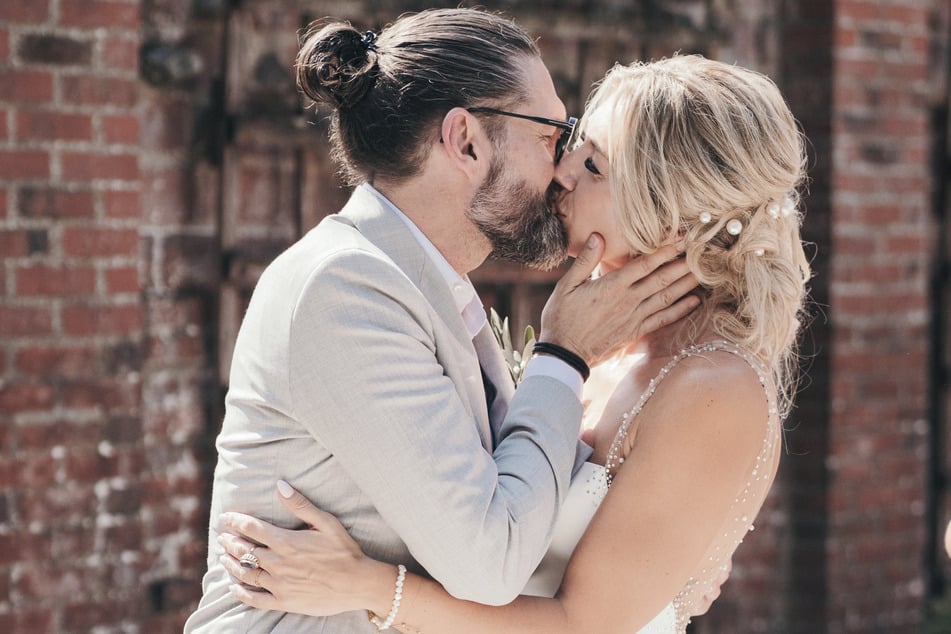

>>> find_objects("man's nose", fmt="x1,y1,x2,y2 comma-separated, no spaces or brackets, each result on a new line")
553,148,578,192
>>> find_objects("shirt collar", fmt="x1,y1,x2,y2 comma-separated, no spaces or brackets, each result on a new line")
362,184,486,338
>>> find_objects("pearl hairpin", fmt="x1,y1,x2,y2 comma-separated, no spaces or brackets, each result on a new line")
726,219,743,236
768,197,795,219
781,197,795,217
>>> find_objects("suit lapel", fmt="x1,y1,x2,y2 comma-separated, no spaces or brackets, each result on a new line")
472,324,516,445
332,187,494,449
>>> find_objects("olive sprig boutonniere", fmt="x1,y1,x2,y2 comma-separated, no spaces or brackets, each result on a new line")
488,307,536,386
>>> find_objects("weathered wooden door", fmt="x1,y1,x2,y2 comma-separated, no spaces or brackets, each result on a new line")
214,1,560,382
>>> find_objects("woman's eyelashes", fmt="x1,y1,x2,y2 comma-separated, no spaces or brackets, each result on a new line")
584,156,601,176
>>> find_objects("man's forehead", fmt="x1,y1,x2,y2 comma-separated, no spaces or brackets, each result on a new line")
520,56,567,119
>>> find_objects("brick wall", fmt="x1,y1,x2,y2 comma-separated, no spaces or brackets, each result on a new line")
827,1,933,631
0,0,944,632
0,0,148,631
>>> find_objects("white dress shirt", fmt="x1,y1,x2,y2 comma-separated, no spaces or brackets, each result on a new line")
363,184,583,397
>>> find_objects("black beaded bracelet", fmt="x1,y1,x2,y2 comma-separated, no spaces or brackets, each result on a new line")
532,342,591,382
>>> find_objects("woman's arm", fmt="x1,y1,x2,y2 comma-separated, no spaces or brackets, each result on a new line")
221,353,774,633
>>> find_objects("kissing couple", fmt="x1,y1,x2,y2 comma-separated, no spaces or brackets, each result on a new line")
185,7,809,633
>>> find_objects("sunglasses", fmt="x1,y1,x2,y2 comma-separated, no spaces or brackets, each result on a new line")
468,107,577,163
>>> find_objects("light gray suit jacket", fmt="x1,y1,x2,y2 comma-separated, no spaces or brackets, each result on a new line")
185,186,587,633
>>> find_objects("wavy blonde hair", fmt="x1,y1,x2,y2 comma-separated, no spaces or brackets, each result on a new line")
581,55,810,417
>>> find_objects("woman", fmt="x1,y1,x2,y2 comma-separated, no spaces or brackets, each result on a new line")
218,55,809,633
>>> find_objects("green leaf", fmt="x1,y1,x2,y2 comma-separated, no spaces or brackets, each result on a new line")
524,324,535,346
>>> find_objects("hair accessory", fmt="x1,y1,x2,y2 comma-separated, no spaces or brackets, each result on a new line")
768,197,795,219
754,248,765,257
699,211,712,224
532,342,591,382
781,197,795,217
369,564,406,631
726,219,743,236
360,30,378,52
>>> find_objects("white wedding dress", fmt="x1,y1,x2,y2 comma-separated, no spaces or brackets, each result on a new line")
522,342,781,634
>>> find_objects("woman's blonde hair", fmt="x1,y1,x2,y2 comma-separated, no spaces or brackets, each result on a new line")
581,55,810,417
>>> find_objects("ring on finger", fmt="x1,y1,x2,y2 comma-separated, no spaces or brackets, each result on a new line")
239,544,260,571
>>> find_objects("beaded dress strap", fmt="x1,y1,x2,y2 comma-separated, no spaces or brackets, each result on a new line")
603,340,774,486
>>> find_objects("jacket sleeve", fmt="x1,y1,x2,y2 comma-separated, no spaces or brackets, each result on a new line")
287,249,583,604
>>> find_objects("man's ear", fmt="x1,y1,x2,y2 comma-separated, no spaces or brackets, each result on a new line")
439,107,490,181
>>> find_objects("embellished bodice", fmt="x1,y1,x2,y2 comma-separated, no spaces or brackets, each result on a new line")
522,341,781,634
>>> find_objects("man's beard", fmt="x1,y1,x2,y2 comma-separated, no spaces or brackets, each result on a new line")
466,156,568,271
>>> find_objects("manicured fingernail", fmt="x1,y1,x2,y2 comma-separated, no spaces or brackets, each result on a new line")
587,234,598,248
277,479,294,499
216,534,224,545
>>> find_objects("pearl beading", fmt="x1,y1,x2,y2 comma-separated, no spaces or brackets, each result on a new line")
600,341,780,633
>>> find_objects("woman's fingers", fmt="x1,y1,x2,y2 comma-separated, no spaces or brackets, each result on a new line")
220,548,273,591
218,532,273,573
633,270,701,333
220,511,279,546
610,242,685,287
276,480,344,532
230,583,281,610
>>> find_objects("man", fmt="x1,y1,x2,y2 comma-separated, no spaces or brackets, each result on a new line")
185,9,696,632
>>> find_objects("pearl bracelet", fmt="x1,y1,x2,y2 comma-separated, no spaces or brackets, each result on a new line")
369,564,406,631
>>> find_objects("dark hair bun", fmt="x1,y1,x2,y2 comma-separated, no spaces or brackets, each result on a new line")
296,22,378,109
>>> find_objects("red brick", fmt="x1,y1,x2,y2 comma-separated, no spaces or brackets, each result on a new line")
0,29,8,61
0,150,49,179
102,113,140,145
0,0,50,23
101,520,143,552
0,305,53,336
885,234,927,253
16,110,93,142
21,451,58,487
63,227,138,258
62,303,142,336
102,37,139,71
0,381,55,413
882,4,927,25
18,33,92,66
60,75,137,108
104,189,140,218
0,69,54,103
106,266,140,294
60,0,140,30
62,378,139,410
0,610,55,633
15,345,98,377
61,151,138,182
18,419,90,449
0,107,8,140
18,186,95,219
62,449,118,484
0,229,30,256
16,265,95,296
63,601,136,631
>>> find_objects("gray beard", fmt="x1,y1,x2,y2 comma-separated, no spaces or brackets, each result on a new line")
466,158,567,271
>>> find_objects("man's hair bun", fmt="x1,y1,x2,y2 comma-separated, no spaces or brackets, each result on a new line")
296,22,378,109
